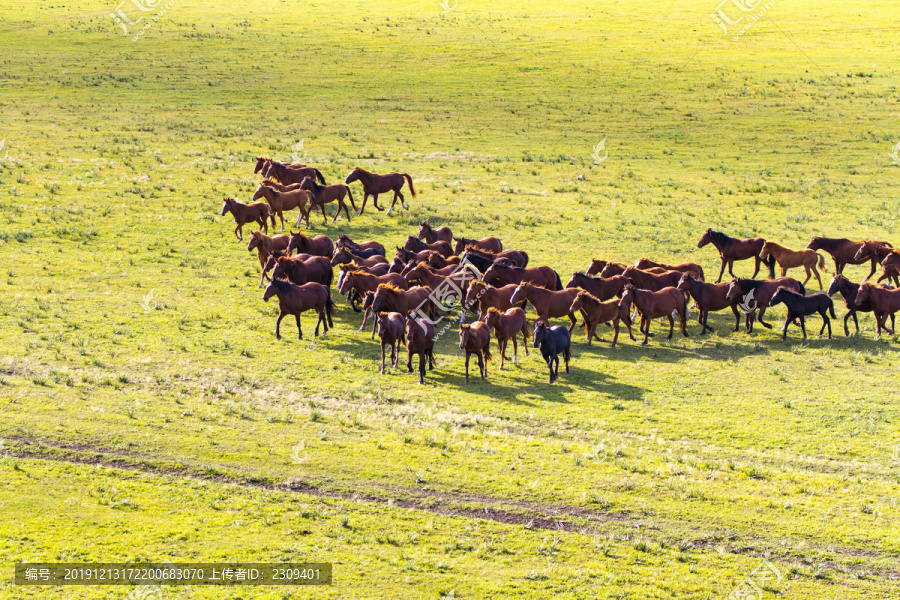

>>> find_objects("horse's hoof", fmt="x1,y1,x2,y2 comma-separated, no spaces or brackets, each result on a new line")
403,203,409,210
376,206,385,211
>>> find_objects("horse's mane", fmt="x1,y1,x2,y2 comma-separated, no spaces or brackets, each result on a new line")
774,286,803,297
866,240,892,252
464,245,500,258
734,278,764,291
486,306,502,316
488,261,524,271
271,250,289,259
707,229,736,246
291,231,311,242
272,277,295,293
809,236,845,251
577,290,602,304
376,282,405,295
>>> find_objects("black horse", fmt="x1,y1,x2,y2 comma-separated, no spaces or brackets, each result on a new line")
769,287,835,339
826,274,894,336
532,321,571,384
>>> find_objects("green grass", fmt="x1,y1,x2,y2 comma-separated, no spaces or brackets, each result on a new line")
1,0,899,598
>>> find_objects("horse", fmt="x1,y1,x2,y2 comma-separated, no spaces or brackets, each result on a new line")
287,231,334,258
403,262,476,295
339,270,408,331
724,277,805,333
697,228,774,282
462,246,529,269
453,236,503,255
807,236,892,278
402,260,464,280
251,181,313,230
333,247,389,268
271,255,333,289
262,278,333,340
532,322,570,384
618,284,688,345
262,160,326,185
299,177,356,224
263,250,312,283
417,219,453,244
394,247,436,266
336,234,386,256
463,281,526,322
621,267,683,292
403,236,454,258
853,241,900,286
510,282,579,332
565,272,630,302
254,156,304,175
425,252,461,269
676,273,739,335
344,167,416,215
221,197,272,241
587,259,628,277
634,258,704,281
599,263,647,278
854,283,900,338
568,290,634,347
370,284,434,340
333,242,384,261
459,322,491,383
827,274,894,336
402,311,435,384
247,231,290,287
336,262,391,309
375,312,406,374
482,307,529,369
769,287,835,339
483,262,562,291
759,241,826,290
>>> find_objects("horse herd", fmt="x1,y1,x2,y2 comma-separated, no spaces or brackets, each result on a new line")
220,159,900,384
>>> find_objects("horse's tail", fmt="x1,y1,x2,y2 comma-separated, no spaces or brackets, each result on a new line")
520,251,529,268
552,269,563,291
314,168,326,185
828,299,836,319
402,173,416,198
482,341,491,363
324,264,334,289
797,280,806,295
325,295,335,327
765,254,776,278
816,252,825,270
345,185,357,211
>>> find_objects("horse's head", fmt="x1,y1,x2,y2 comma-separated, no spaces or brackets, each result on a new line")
482,307,501,329
855,282,873,305
569,291,587,314
806,236,822,251
453,237,470,255
287,232,304,254
853,242,871,262
298,176,314,191
600,264,621,278
826,273,845,297
247,230,262,252
618,284,636,310
882,252,900,272
221,197,234,216
463,280,484,307
344,167,362,184
509,283,530,306
330,247,350,266
458,323,472,350
724,278,741,300
675,272,693,292
769,286,787,307
262,253,279,274
262,279,278,302
634,257,653,270
338,270,355,295
697,229,712,248
532,321,547,348
375,312,392,337
759,242,772,260
417,220,431,240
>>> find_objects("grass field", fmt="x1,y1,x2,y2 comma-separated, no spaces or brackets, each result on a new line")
1,0,899,598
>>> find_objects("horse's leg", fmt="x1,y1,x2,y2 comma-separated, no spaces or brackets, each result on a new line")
279,210,286,231
866,259,877,281
380,341,387,375
372,316,378,340
666,315,674,340
781,313,789,339
799,315,807,339
321,201,329,224
295,314,303,340
275,313,284,340
821,310,831,339
749,257,759,280
464,352,470,383
341,198,352,223
641,318,651,345
891,313,896,334
479,350,487,379
757,307,772,329
717,259,727,283
358,192,368,215
727,260,737,280
359,305,370,331
498,339,506,370
568,312,578,334
844,310,854,336
511,336,518,364
392,341,399,367
801,266,812,287
611,320,620,346
522,325,530,356
418,354,426,384
548,355,556,383
373,193,384,211
732,305,741,332
235,223,243,242
313,310,322,336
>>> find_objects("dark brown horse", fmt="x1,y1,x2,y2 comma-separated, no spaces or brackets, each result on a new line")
827,274,894,336
483,263,561,291
587,259,627,277
221,197,272,241
247,231,290,287
272,255,333,289
459,322,491,383
855,282,900,338
621,267,683,291
252,181,313,230
287,231,334,258
336,234,386,256
565,272,630,302
463,281,525,322
405,311,436,384
854,241,900,285
417,219,453,244
510,283,579,332
263,160,326,185
453,236,503,255
676,273,738,335
618,284,688,345
403,262,471,292
394,247,437,265
807,236,892,278
404,236,454,258
262,278,333,340
376,312,406,374
299,177,356,224
263,250,311,283
634,258,704,281
369,284,434,340
569,290,634,347
724,277,805,333
697,228,774,282
339,270,408,331
461,247,529,270
333,247,388,268
344,167,416,215
254,156,305,175
483,307,528,369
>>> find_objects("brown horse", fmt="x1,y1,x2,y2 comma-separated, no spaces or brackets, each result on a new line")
375,312,406,374
461,246,529,270
568,290,635,347
254,156,305,175
404,236,454,258
337,262,391,310
807,236,892,278
483,307,528,369
369,284,434,340
344,167,416,215
262,278,333,340
854,241,900,285
333,247,388,268
855,282,900,338
621,267,683,291
510,283,579,332
634,258,704,281
405,311,436,384
394,247,437,265
827,274,895,336
759,241,825,290
263,250,312,282
676,273,739,335
598,263,635,278
417,219,453,244
425,252,462,269
221,197,272,241
336,234,386,256
252,181,313,230
565,272,630,302
618,284,688,345
272,255,333,289
483,263,562,291
339,270,408,331
697,228,774,282
463,281,525,322
587,259,627,277
299,177,356,224
247,231,290,287
403,262,472,292
459,322,491,383
453,236,503,255
724,277,805,333
263,160,326,185
402,260,463,280
287,231,334,257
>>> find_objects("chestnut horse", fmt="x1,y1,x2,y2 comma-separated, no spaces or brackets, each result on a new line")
263,250,311,283
369,284,434,340
247,231,290,287
618,284,688,345
417,219,453,244
855,282,900,337
461,247,529,270
336,234,386,256
587,259,627,277
827,274,894,336
459,322,491,383
697,228,774,282
621,267,683,292
252,181,313,230
262,278,333,340
403,236,454,258
376,312,406,374
287,232,334,258
510,283,579,332
339,270,408,331
337,262,391,309
483,307,529,369
221,197,272,241
405,311,436,384
760,241,825,290
463,281,526,322
453,236,503,255
565,272,630,302
254,156,304,175
676,273,738,335
634,258,704,281
769,287,835,339
854,241,900,285
344,167,416,215
568,290,635,347
483,263,562,291
807,236,891,278
333,247,388,268
724,277,805,333
272,255,333,289
263,160,326,185
299,177,356,224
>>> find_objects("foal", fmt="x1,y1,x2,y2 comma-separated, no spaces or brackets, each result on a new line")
405,311,436,384
376,312,406,374
769,287,835,339
482,307,529,369
221,197,271,241
262,278,333,340
568,290,635,347
854,283,900,338
459,322,491,383
247,231,290,287
676,273,738,335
